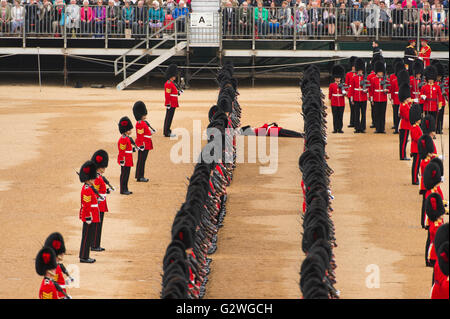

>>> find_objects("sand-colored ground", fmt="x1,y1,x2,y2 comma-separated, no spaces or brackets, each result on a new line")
0,84,447,299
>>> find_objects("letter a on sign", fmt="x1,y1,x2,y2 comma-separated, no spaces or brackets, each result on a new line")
199,16,205,24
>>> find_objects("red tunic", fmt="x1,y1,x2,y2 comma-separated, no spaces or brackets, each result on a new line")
39,277,60,299
345,71,356,89
117,135,133,167
135,121,154,151
164,80,179,108
349,74,369,102
389,76,400,105
410,76,422,103
427,217,444,262
431,263,449,299
369,76,389,102
367,72,376,98
410,124,422,154
93,174,108,213
54,265,67,299
254,123,282,136
418,44,431,67
399,102,411,130
420,84,444,112
328,82,346,107
79,184,100,223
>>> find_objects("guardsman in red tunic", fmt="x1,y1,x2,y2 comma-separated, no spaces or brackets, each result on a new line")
431,223,449,299
329,65,346,134
367,63,377,129
420,66,444,127
418,39,431,68
117,116,134,195
44,232,73,299
409,104,423,185
78,160,100,263
345,56,357,128
164,64,180,137
398,83,412,160
409,60,424,107
425,193,445,268
36,247,64,299
432,60,447,134
389,59,405,134
369,61,389,133
91,149,110,251
133,101,154,182
418,135,437,226
349,58,369,133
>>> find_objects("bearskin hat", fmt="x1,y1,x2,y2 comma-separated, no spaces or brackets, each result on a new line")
374,61,385,74
417,135,435,160
394,61,406,77
331,64,345,79
91,149,109,169
44,232,66,256
413,60,424,75
118,116,133,134
438,242,449,277
425,193,445,222
132,101,148,121
420,114,436,135
217,96,232,114
208,105,218,122
409,103,422,125
425,65,438,81
398,83,411,103
431,60,445,77
423,162,442,190
165,64,178,80
35,247,57,276
79,160,97,182
172,222,194,250
430,157,444,177
349,56,357,69
397,69,410,86
355,58,365,72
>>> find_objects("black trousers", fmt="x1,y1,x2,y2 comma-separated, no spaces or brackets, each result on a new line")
92,212,105,249
354,101,367,132
120,166,131,193
164,107,176,136
331,106,344,132
278,128,304,138
425,229,431,265
135,149,149,179
437,105,445,134
348,98,355,127
79,222,94,260
392,104,400,132
399,129,409,160
370,101,375,126
411,153,421,184
374,101,387,133
421,194,426,229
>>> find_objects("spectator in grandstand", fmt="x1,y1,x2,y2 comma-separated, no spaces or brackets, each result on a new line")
133,0,146,36
106,0,122,35
278,0,293,37
432,1,446,40
378,1,392,35
39,0,53,34
420,1,433,36
403,0,418,37
337,2,348,32
80,0,93,34
295,2,308,35
25,0,40,33
114,0,123,6
11,0,24,33
401,0,417,7
172,0,188,33
223,0,236,38
307,1,323,36
148,0,165,36
365,0,380,36
222,0,240,7
0,0,12,34
350,1,364,36
238,0,252,36
268,1,280,36
323,2,336,35
391,0,404,36
254,0,268,37
52,0,65,37
122,0,134,31
164,0,176,14
93,0,106,38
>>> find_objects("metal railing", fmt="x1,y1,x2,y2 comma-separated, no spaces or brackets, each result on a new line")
0,4,448,46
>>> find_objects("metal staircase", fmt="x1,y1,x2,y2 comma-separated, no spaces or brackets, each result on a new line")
114,18,187,90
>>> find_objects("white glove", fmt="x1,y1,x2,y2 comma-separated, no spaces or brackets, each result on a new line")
439,155,445,161
119,160,125,166
413,98,419,103
421,95,427,100
86,217,92,225
151,128,157,134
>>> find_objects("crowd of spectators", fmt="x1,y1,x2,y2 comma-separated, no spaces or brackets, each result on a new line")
0,0,191,37
221,0,449,40
0,0,448,40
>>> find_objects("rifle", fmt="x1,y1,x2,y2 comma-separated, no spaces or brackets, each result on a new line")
49,277,72,299
439,76,449,101
101,175,115,192
380,64,391,92
337,82,349,96
144,120,156,133
175,77,186,95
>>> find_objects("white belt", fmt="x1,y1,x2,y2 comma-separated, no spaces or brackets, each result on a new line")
144,135,152,138
125,150,133,154
170,94,178,97
394,92,398,94
413,92,419,94
354,88,364,91
100,193,106,197
91,204,98,208
332,94,343,97
375,89,384,92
